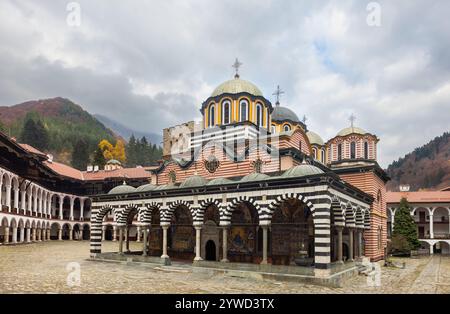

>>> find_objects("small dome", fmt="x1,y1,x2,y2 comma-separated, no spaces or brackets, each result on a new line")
281,164,324,178
179,175,208,188
135,183,157,192
154,184,176,190
211,77,263,97
307,131,324,146
271,106,300,123
108,184,136,195
106,159,121,165
207,177,234,186
337,126,368,137
240,172,270,183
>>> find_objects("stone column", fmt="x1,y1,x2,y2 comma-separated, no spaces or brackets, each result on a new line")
59,196,64,220
26,228,31,243
429,214,434,239
194,225,202,261
348,228,354,262
58,228,62,240
69,228,73,241
161,224,169,259
142,226,149,256
136,226,141,242
337,226,343,263
125,227,130,252
80,199,84,221
69,197,75,221
4,227,10,244
32,228,36,241
113,227,117,242
13,188,19,211
260,225,269,264
48,196,53,219
12,227,17,243
118,227,124,254
102,226,106,241
41,229,46,241
221,226,229,262
5,185,11,212
391,212,395,235
47,229,51,241
20,227,25,243
20,190,26,213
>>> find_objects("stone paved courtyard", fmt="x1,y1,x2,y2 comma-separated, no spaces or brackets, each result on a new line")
0,241,449,294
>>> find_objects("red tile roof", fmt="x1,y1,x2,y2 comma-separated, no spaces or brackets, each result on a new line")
81,167,153,181
18,143,47,157
44,160,84,180
387,191,450,204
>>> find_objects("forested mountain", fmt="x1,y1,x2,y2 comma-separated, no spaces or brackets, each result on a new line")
386,132,450,191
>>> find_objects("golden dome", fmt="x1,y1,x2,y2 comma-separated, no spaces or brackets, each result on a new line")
307,131,325,146
211,77,263,97
337,126,368,137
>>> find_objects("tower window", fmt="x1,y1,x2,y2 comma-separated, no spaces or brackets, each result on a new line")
321,149,325,163
364,141,369,159
239,100,248,122
350,142,356,159
337,143,342,161
312,148,317,159
222,101,231,125
283,124,291,132
208,104,215,127
256,103,263,127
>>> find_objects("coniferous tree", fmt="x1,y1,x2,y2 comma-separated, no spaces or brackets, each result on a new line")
20,117,49,151
71,139,90,170
392,197,420,254
93,147,106,169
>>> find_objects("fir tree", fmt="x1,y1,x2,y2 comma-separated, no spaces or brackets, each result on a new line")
93,147,106,168
20,117,49,151
392,198,420,254
71,139,90,170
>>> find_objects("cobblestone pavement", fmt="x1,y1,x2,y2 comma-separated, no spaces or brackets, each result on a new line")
0,241,449,293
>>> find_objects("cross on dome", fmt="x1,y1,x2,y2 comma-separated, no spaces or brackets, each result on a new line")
273,85,285,106
302,115,308,124
349,114,356,127
232,58,243,78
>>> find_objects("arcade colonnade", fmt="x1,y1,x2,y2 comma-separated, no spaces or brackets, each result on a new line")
0,167,91,244
91,185,371,274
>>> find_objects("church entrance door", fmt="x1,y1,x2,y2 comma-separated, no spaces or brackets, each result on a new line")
206,240,216,261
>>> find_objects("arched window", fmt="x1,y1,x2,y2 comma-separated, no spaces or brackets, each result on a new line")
364,141,369,159
350,142,356,159
239,99,248,122
255,103,263,127
312,148,317,159
337,143,342,161
283,124,291,132
271,125,276,134
208,104,215,127
222,100,231,125
321,149,325,163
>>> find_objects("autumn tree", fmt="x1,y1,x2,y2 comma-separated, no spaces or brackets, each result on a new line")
97,139,126,163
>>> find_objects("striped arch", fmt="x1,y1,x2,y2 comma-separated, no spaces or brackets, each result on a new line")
331,196,345,227
223,195,260,223
139,202,161,224
117,204,139,226
196,198,222,223
345,203,356,227
90,204,115,256
355,207,364,228
94,205,115,224
364,210,371,229
162,200,194,223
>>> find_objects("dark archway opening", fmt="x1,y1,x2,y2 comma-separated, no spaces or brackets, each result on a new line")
205,240,216,261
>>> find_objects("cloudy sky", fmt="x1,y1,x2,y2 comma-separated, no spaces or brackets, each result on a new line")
1,0,449,167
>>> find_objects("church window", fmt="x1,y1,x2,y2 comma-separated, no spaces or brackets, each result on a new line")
252,159,263,173
364,141,369,159
321,149,325,163
312,148,317,159
239,99,248,122
350,142,356,159
208,104,215,127
256,103,263,127
283,124,291,132
271,125,276,134
222,101,231,125
337,143,342,161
